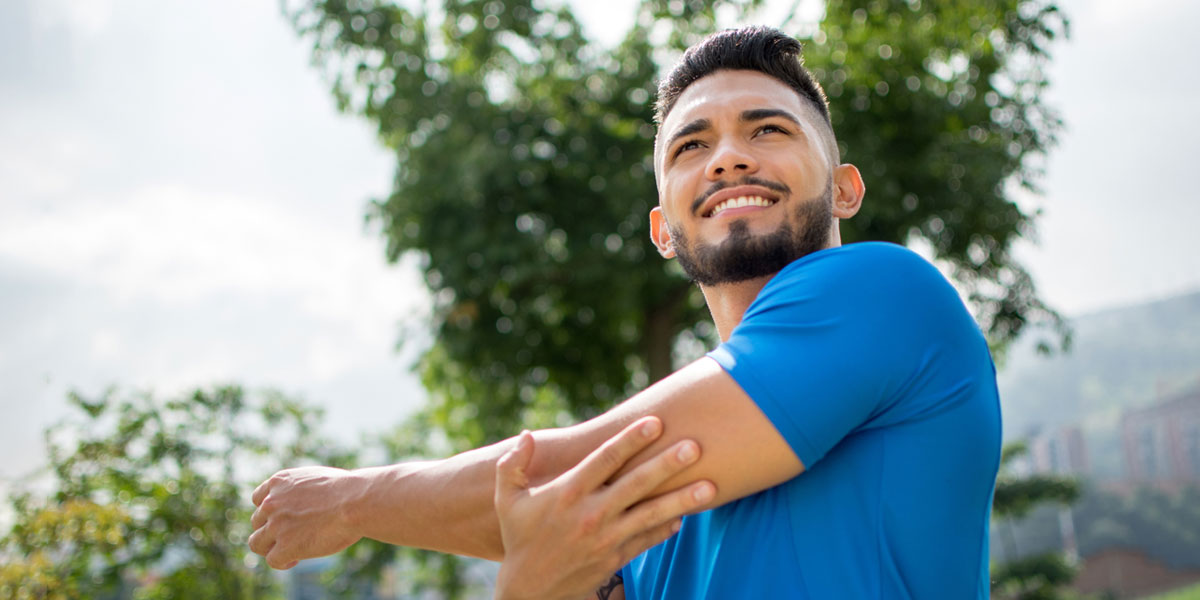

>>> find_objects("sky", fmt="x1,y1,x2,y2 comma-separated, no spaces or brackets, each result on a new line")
2,0,1198,496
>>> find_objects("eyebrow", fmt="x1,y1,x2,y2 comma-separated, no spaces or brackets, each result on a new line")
740,108,803,128
665,108,804,151
665,118,712,152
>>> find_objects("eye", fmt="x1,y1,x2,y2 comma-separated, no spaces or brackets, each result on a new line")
673,140,702,158
756,124,789,136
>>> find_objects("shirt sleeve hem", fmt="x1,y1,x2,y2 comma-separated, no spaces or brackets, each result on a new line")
705,348,822,468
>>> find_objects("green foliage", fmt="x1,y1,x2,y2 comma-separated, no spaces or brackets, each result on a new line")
990,553,1077,600
285,0,1069,448
1144,581,1200,600
0,499,130,599
0,386,353,600
992,441,1081,600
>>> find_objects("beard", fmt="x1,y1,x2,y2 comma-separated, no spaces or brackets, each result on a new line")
670,178,833,286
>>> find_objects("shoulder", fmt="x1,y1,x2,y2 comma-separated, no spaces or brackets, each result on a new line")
735,242,985,362
751,242,954,314
786,242,938,281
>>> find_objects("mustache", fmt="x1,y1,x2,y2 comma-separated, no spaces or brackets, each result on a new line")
690,176,792,215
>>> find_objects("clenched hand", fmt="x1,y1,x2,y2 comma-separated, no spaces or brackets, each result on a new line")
248,466,370,569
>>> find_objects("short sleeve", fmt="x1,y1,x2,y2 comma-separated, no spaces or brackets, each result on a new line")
707,243,987,468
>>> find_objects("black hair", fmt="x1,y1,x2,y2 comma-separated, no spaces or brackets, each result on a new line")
655,26,830,127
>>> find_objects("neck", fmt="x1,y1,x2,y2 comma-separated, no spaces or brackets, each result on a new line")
699,274,776,342
701,232,844,341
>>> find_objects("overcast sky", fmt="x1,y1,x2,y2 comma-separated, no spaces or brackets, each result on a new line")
2,0,1198,493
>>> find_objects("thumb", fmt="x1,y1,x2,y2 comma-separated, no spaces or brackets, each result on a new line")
495,430,535,504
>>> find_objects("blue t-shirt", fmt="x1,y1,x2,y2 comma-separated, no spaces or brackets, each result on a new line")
621,242,1001,599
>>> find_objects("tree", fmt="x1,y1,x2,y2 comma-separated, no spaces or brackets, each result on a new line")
284,0,1069,448
990,441,1081,600
0,498,130,600
0,386,354,600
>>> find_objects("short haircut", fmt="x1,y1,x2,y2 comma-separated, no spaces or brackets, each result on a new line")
655,26,831,128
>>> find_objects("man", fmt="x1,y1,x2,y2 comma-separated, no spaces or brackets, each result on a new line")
250,26,1001,599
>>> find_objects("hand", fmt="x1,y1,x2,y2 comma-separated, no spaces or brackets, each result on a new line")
493,416,716,600
248,466,369,569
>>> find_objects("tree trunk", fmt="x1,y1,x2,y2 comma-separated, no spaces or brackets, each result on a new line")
644,283,691,384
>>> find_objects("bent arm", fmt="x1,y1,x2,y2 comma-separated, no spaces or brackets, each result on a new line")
561,356,803,507
337,356,798,559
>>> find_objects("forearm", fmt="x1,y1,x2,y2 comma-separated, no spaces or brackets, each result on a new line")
342,442,509,559
345,426,615,560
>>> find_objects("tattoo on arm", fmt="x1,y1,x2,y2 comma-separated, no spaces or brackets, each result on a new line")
595,571,623,600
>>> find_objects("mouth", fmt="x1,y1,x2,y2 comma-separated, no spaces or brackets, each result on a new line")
706,195,778,218
698,185,782,218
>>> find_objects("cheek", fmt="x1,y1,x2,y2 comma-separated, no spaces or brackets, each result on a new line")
778,158,825,192
662,181,693,219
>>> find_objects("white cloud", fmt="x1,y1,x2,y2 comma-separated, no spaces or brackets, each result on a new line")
0,184,427,331
89,329,123,360
1084,0,1192,28
29,0,112,38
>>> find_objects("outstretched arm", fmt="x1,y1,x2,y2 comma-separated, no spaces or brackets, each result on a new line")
248,424,615,564
249,356,801,567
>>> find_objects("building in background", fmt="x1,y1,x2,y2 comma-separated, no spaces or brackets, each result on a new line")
1029,425,1089,477
1121,385,1200,491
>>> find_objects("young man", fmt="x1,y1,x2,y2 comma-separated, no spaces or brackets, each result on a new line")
250,26,1001,599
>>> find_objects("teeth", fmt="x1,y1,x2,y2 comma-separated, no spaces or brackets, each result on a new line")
709,196,775,217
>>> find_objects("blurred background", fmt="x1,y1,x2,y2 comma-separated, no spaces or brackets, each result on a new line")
2,0,1198,598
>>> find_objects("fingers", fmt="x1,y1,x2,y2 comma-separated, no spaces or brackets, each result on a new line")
247,521,275,557
614,479,714,543
566,417,663,492
252,475,275,506
250,524,299,570
620,517,683,562
266,545,299,570
603,438,701,513
250,496,274,530
495,430,535,505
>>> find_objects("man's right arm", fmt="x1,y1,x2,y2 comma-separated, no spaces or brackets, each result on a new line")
251,356,804,568
249,423,634,565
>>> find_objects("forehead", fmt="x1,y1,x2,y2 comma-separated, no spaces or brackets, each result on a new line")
654,70,825,179
659,70,816,139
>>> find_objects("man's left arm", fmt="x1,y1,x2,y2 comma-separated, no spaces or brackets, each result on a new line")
550,356,806,508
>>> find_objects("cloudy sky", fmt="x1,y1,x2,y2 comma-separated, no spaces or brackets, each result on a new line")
2,0,1198,493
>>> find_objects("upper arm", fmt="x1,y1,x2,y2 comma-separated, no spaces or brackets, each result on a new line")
555,357,804,509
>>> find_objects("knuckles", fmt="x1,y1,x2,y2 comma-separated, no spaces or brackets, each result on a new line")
575,508,603,536
554,481,584,507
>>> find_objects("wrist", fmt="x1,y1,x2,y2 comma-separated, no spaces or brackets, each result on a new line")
341,462,421,538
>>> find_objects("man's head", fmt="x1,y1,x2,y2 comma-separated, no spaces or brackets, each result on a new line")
654,26,831,132
649,26,864,287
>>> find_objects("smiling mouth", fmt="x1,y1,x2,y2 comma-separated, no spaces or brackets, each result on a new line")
706,196,778,218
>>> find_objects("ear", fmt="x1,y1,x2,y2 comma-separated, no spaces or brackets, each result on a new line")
831,163,865,219
649,206,676,258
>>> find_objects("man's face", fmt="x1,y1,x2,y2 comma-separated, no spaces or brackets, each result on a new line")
652,70,839,285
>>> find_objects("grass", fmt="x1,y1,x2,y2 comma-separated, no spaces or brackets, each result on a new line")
1142,582,1200,600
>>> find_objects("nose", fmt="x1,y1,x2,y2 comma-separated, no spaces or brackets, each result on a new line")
705,138,759,180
